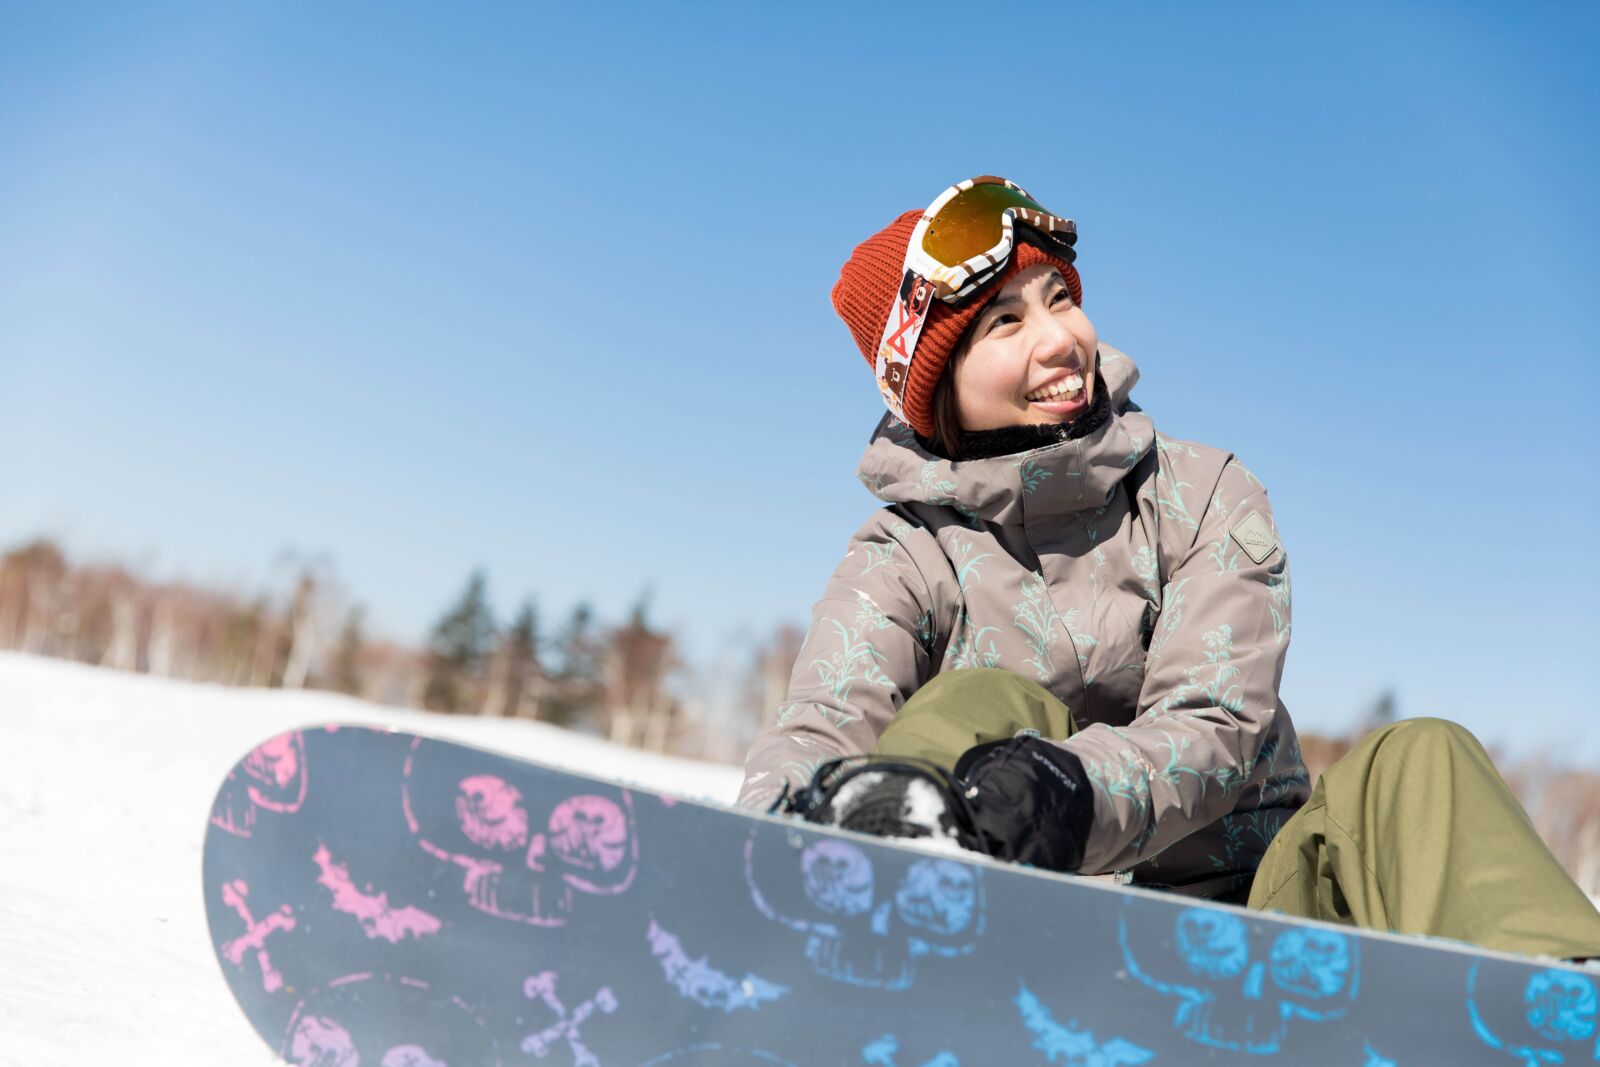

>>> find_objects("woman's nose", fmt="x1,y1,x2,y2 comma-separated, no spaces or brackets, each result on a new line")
1030,311,1078,364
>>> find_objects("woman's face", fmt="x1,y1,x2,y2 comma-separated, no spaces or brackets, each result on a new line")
951,264,1099,432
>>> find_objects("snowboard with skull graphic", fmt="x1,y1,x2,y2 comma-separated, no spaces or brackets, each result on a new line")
205,725,1589,1066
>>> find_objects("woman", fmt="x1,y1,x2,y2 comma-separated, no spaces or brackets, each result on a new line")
737,176,1600,959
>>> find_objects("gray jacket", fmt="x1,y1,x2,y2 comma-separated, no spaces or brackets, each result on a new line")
737,346,1311,899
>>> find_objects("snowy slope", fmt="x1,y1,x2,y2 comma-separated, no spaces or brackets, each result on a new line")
0,652,744,1065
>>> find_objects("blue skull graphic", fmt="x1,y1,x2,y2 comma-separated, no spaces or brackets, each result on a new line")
1468,962,1599,1063
1120,907,1358,1054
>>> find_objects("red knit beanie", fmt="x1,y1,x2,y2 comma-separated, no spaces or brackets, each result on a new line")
831,208,1082,437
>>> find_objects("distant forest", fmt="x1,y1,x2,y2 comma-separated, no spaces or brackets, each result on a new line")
0,537,796,765
3,536,1597,895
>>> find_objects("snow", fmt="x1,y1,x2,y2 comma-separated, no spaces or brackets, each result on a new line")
819,768,884,818
0,651,743,1065
902,777,960,840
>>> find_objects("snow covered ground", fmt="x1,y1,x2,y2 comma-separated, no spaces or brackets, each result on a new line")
0,651,743,1065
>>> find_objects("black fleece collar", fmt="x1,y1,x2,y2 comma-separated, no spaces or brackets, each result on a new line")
916,384,1113,461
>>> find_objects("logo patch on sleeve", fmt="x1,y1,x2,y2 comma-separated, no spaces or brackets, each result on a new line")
1229,510,1280,564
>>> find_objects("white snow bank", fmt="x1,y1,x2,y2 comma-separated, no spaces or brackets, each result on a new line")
0,651,744,1065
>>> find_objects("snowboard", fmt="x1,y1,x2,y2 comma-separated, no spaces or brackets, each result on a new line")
204,724,1597,1066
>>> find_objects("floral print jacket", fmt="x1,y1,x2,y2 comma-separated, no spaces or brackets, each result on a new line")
736,346,1311,900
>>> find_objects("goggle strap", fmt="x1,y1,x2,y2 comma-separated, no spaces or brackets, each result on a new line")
873,267,936,425
1014,218,1078,263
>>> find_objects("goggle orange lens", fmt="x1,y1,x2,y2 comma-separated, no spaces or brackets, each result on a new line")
920,182,1053,267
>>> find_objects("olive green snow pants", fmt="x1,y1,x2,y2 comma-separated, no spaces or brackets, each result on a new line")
874,667,1600,959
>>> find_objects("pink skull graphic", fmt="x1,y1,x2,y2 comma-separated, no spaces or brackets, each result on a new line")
746,832,985,991
210,730,309,838
402,739,637,926
217,878,296,993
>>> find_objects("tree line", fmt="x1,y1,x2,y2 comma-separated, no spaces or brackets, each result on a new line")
0,537,793,761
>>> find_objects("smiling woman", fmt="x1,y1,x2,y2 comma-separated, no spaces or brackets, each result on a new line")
736,174,1600,960
934,264,1100,455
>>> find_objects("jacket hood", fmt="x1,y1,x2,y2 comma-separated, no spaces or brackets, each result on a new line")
856,344,1156,525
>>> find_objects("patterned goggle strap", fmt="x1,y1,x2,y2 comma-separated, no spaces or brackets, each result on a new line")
875,176,1078,424
873,266,939,424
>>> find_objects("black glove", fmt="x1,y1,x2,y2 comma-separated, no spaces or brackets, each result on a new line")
954,735,1094,873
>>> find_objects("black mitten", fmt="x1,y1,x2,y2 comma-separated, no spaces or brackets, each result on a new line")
953,736,1094,873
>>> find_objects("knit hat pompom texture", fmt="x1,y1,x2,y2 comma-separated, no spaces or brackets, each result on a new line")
831,207,1081,437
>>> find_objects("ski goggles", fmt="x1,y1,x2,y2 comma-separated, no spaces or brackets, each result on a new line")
875,176,1077,423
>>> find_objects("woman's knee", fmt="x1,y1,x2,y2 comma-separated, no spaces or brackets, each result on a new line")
902,668,1074,741
915,667,1037,703
1366,717,1485,762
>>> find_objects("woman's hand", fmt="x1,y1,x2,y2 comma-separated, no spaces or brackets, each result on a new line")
955,736,1095,873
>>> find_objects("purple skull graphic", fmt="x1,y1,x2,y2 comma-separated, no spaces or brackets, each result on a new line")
746,831,984,991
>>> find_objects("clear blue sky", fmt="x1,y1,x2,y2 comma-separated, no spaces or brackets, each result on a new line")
2,4,1596,758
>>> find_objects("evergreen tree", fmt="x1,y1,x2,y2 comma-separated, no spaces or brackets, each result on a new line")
602,590,677,749
484,598,540,717
546,601,600,728
1360,687,1398,733
331,606,366,696
423,570,496,713
220,603,262,686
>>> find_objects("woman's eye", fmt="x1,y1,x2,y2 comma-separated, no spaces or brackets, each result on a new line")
986,314,1018,334
1050,288,1073,307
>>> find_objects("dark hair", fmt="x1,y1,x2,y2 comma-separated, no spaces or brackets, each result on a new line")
929,365,964,459
928,317,983,459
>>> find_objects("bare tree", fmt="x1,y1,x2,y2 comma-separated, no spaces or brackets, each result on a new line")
358,639,430,708
63,564,118,666
331,606,367,696
281,572,320,690
0,540,68,654
146,588,179,678
748,624,804,725
481,599,541,718
247,594,288,688
601,595,678,750
100,567,144,672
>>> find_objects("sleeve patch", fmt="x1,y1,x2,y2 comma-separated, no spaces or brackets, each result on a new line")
1229,510,1280,564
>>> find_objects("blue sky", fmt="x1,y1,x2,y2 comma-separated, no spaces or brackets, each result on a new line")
2,4,1597,758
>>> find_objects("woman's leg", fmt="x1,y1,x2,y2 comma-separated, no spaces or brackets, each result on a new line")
871,667,1078,768
1247,717,1600,958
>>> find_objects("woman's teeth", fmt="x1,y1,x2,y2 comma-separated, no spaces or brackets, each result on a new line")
1025,375,1084,402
